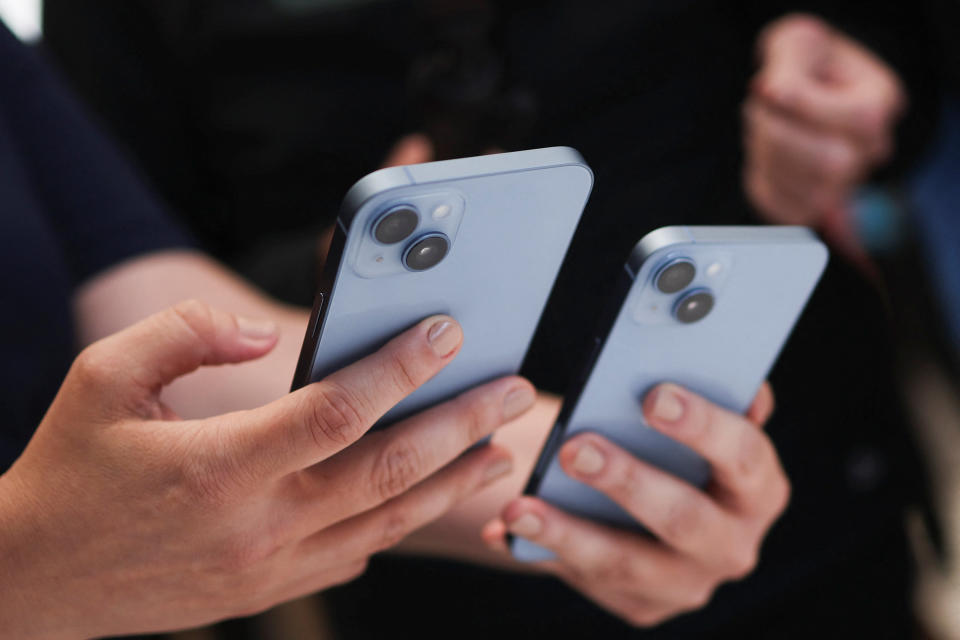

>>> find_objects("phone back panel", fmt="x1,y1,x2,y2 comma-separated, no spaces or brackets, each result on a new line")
513,226,827,562
293,148,593,425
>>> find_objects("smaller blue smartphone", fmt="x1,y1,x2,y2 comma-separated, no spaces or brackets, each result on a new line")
291,148,593,427
512,226,828,562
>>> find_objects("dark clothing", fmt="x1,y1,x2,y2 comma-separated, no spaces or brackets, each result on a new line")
41,1,934,637
0,24,190,469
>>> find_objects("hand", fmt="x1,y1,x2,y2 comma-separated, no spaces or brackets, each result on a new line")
482,383,788,627
0,301,534,639
744,14,905,234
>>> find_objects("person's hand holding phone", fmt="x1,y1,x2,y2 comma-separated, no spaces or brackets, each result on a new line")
0,301,534,639
482,383,788,627
743,14,905,246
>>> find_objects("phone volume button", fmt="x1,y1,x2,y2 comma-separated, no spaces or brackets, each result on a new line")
310,293,326,340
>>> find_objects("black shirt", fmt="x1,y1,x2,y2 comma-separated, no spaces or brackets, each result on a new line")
0,24,190,469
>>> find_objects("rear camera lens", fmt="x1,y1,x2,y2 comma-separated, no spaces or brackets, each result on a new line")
674,289,715,324
655,259,696,294
403,234,449,271
373,206,419,245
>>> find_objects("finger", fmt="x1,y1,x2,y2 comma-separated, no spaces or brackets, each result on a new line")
556,434,738,568
71,300,278,411
500,497,707,605
756,15,832,108
642,384,790,517
745,100,864,196
557,572,687,629
296,444,514,563
382,133,435,167
746,382,775,427
757,18,904,143
480,518,511,554
294,375,535,523
231,315,465,477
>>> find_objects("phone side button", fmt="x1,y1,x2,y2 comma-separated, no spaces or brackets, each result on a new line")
310,293,326,340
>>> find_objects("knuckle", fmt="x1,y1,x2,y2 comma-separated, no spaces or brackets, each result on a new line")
372,438,423,502
171,299,217,344
382,348,423,396
684,585,716,611
734,430,768,480
662,496,703,545
304,382,368,449
725,546,760,580
771,474,792,517
217,535,274,574
71,345,115,388
452,389,499,443
376,510,411,552
626,608,666,628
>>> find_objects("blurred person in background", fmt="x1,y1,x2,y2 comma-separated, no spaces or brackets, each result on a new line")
42,1,943,638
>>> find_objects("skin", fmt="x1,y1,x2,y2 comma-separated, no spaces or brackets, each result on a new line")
478,382,788,626
0,302,536,638
743,13,905,255
0,135,795,634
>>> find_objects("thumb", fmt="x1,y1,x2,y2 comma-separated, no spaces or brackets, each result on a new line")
755,15,832,109
69,300,278,412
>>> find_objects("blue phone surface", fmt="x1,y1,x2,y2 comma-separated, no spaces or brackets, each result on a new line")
512,226,828,562
292,148,593,426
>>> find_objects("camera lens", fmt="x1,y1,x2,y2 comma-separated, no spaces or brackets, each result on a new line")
373,206,419,245
674,289,715,324
655,259,696,294
403,234,450,271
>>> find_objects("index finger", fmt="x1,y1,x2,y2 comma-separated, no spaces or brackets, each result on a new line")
225,315,464,477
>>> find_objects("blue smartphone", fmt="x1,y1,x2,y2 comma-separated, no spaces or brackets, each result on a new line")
512,225,828,562
291,148,593,427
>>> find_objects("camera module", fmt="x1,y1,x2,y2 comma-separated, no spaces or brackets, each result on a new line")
674,289,714,324
655,258,696,294
403,233,450,271
373,206,420,245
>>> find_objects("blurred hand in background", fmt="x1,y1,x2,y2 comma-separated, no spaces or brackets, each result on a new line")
744,14,905,247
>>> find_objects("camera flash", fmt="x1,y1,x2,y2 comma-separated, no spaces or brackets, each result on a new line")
706,262,723,277
432,204,452,220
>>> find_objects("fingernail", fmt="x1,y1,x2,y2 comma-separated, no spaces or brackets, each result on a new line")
571,443,606,475
503,385,536,421
508,513,543,539
427,319,461,357
484,457,514,483
236,316,277,340
651,385,685,423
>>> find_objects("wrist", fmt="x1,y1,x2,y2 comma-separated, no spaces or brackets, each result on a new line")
0,469,88,640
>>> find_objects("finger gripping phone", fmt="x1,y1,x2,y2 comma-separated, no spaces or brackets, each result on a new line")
512,225,828,562
292,148,593,427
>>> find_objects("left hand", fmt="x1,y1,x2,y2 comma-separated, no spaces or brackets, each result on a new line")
482,382,788,627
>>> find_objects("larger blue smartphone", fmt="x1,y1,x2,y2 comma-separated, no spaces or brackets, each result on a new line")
291,148,593,427
512,226,828,562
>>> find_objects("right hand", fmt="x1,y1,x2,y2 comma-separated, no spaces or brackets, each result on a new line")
0,301,534,639
744,14,905,235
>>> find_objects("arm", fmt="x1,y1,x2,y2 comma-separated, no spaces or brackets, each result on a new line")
74,250,309,417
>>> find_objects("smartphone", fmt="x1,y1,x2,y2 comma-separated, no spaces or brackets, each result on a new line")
291,147,593,428
512,225,828,562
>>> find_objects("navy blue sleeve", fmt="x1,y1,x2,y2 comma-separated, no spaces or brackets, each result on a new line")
0,23,194,285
